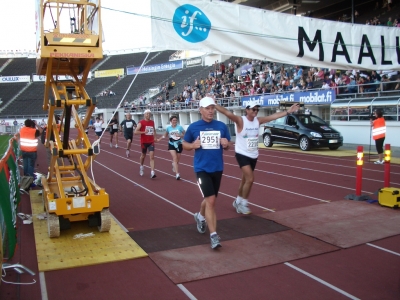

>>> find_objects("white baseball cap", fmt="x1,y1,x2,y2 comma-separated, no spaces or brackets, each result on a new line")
199,97,215,107
246,102,260,109
144,109,151,114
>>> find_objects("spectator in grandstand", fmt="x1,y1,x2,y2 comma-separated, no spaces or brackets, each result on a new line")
314,68,325,81
322,80,331,89
334,73,343,86
387,0,392,11
345,75,358,93
13,119,18,126
220,62,225,76
19,119,42,177
293,66,303,82
394,76,400,90
291,82,300,92
387,17,393,26
342,73,351,85
40,119,46,128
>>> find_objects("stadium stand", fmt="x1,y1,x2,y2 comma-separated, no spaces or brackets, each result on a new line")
0,82,29,107
0,58,36,76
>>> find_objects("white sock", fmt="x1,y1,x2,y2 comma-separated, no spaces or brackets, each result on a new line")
236,196,243,204
197,212,205,222
210,232,217,237
241,199,248,206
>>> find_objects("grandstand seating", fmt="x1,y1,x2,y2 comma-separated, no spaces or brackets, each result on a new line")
1,58,36,76
0,46,398,118
0,58,10,70
146,50,177,65
85,77,121,97
0,82,28,105
95,52,155,72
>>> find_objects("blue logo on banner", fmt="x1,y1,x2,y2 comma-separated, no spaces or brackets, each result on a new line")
172,5,211,43
242,90,336,107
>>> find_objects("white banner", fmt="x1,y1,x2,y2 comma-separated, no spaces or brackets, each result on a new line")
0,76,30,83
151,0,400,70
32,73,92,82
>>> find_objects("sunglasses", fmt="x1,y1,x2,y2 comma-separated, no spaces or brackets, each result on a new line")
252,108,259,112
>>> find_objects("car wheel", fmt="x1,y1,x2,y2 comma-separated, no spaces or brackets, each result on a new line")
263,133,273,147
329,146,339,150
299,136,311,151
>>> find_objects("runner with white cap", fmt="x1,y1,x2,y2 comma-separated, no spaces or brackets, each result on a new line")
183,97,231,249
215,101,300,214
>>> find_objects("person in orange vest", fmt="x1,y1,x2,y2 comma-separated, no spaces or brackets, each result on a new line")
19,119,43,176
370,109,386,164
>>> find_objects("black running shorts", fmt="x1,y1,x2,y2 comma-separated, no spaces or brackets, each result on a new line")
235,152,258,171
168,143,183,153
141,142,155,154
196,171,223,198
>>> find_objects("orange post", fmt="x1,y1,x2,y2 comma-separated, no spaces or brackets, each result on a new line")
384,144,391,188
356,146,364,196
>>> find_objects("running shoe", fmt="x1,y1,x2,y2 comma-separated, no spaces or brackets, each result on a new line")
176,173,180,180
233,199,251,214
151,171,156,178
172,162,175,173
194,212,206,234
110,142,113,148
210,234,221,249
374,160,384,164
139,165,144,176
126,150,129,157
115,144,118,149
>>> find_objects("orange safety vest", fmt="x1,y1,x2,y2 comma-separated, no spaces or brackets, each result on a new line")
372,117,386,140
20,127,38,152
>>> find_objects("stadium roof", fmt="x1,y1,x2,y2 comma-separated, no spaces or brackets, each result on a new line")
229,0,373,20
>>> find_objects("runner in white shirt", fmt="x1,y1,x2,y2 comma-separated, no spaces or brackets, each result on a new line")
215,101,300,214
93,117,104,141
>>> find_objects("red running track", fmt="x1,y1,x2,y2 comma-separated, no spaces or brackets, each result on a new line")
1,130,399,299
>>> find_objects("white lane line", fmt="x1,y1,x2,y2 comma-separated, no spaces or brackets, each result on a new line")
256,160,396,184
100,150,276,212
93,160,194,215
177,284,197,300
39,272,49,300
223,173,330,203
284,263,360,300
366,243,400,256
258,151,400,175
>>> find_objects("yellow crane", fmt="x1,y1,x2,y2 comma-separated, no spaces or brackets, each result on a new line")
36,0,110,237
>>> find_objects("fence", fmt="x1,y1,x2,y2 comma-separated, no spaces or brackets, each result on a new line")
0,135,21,259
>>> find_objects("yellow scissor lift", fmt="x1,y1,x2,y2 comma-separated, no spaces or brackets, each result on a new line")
36,0,110,237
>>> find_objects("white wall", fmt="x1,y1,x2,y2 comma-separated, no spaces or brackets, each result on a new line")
330,121,400,147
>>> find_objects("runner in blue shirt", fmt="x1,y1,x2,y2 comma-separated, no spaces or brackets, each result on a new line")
183,97,231,249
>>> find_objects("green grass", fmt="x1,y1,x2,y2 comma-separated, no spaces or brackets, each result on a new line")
0,135,13,159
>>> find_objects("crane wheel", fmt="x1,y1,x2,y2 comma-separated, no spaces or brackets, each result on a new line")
47,213,60,238
98,208,111,232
